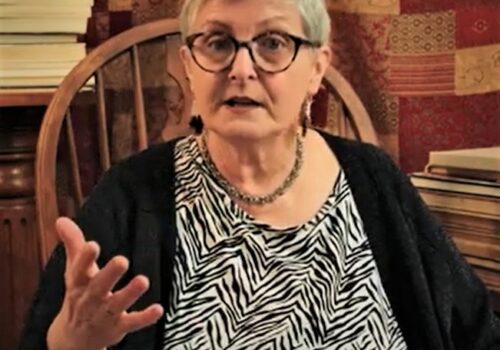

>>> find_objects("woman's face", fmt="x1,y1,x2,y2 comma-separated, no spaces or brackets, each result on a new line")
180,0,331,140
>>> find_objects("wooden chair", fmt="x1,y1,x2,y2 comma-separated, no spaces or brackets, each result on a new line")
35,18,378,267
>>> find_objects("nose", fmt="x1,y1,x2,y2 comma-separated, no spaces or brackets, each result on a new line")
228,46,258,80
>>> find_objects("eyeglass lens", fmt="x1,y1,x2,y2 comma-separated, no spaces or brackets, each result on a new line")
190,32,298,73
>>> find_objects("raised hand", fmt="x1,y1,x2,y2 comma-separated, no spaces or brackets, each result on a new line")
47,217,164,350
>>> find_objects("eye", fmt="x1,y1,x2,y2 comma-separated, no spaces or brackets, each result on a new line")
204,34,233,52
257,33,289,51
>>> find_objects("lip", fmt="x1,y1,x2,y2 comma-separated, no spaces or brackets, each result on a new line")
220,95,263,114
224,95,262,104
222,103,261,114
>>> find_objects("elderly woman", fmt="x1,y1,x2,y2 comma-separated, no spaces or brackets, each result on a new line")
20,0,499,349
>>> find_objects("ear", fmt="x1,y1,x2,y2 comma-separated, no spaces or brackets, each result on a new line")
179,45,194,84
307,45,332,96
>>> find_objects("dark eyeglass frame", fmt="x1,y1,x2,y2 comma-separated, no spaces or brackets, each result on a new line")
185,31,321,74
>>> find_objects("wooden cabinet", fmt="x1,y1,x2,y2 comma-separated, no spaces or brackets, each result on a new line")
0,91,52,350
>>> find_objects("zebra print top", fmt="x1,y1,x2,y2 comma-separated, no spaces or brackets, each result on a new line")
163,136,408,350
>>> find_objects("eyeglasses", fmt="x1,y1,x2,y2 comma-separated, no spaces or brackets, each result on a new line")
185,31,320,74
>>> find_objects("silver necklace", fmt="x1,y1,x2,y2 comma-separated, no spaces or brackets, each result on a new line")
199,134,304,205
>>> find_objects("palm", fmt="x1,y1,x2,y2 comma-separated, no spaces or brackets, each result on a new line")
46,217,163,349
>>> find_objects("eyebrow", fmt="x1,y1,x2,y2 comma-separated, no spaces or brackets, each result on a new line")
201,20,232,32
257,16,292,29
200,16,295,33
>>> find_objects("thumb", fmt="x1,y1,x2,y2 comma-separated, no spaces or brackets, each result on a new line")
56,217,86,265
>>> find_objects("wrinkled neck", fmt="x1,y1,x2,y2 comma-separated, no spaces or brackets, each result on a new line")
199,130,299,192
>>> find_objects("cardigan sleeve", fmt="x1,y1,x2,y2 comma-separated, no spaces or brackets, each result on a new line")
18,167,130,350
387,153,500,349
18,140,176,350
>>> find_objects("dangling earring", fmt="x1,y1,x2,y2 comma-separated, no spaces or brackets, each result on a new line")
189,115,204,135
189,100,204,135
301,95,313,137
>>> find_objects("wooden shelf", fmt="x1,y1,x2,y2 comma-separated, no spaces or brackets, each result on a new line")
0,88,55,107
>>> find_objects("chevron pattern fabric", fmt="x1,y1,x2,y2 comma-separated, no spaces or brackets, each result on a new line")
162,137,408,349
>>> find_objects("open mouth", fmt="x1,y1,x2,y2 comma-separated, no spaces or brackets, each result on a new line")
224,96,262,107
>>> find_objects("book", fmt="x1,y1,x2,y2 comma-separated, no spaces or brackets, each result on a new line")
0,5,91,18
0,67,82,78
411,172,500,198
418,188,500,218
0,34,78,44
0,60,82,70
0,43,88,88
434,210,500,240
0,17,88,34
0,0,92,89
425,165,500,183
0,75,95,88
0,43,86,62
0,76,66,87
0,86,93,95
0,0,92,4
426,147,500,173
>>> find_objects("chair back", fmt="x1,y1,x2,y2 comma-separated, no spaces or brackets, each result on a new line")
36,18,378,266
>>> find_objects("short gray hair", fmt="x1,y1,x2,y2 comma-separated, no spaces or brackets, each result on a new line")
179,0,331,45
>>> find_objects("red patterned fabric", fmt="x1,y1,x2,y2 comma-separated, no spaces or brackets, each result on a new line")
80,0,500,174
455,4,500,48
328,0,500,172
387,54,455,96
400,0,455,14
399,92,500,172
329,11,400,157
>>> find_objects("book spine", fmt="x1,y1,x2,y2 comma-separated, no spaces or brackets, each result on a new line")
411,175,500,198
0,18,88,34
418,188,500,217
424,165,500,182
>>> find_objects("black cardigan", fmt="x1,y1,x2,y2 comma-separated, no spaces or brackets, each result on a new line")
20,133,500,350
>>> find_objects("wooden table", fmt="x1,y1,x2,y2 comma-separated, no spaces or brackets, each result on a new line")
0,88,54,350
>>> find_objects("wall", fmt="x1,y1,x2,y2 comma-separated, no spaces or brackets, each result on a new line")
83,0,500,173
327,0,500,172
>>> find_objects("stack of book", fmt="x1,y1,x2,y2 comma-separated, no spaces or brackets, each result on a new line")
411,147,500,309
0,0,93,89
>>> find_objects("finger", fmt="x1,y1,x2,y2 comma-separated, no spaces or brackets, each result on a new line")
120,304,164,334
106,275,149,313
68,241,100,287
88,256,129,299
56,217,86,266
